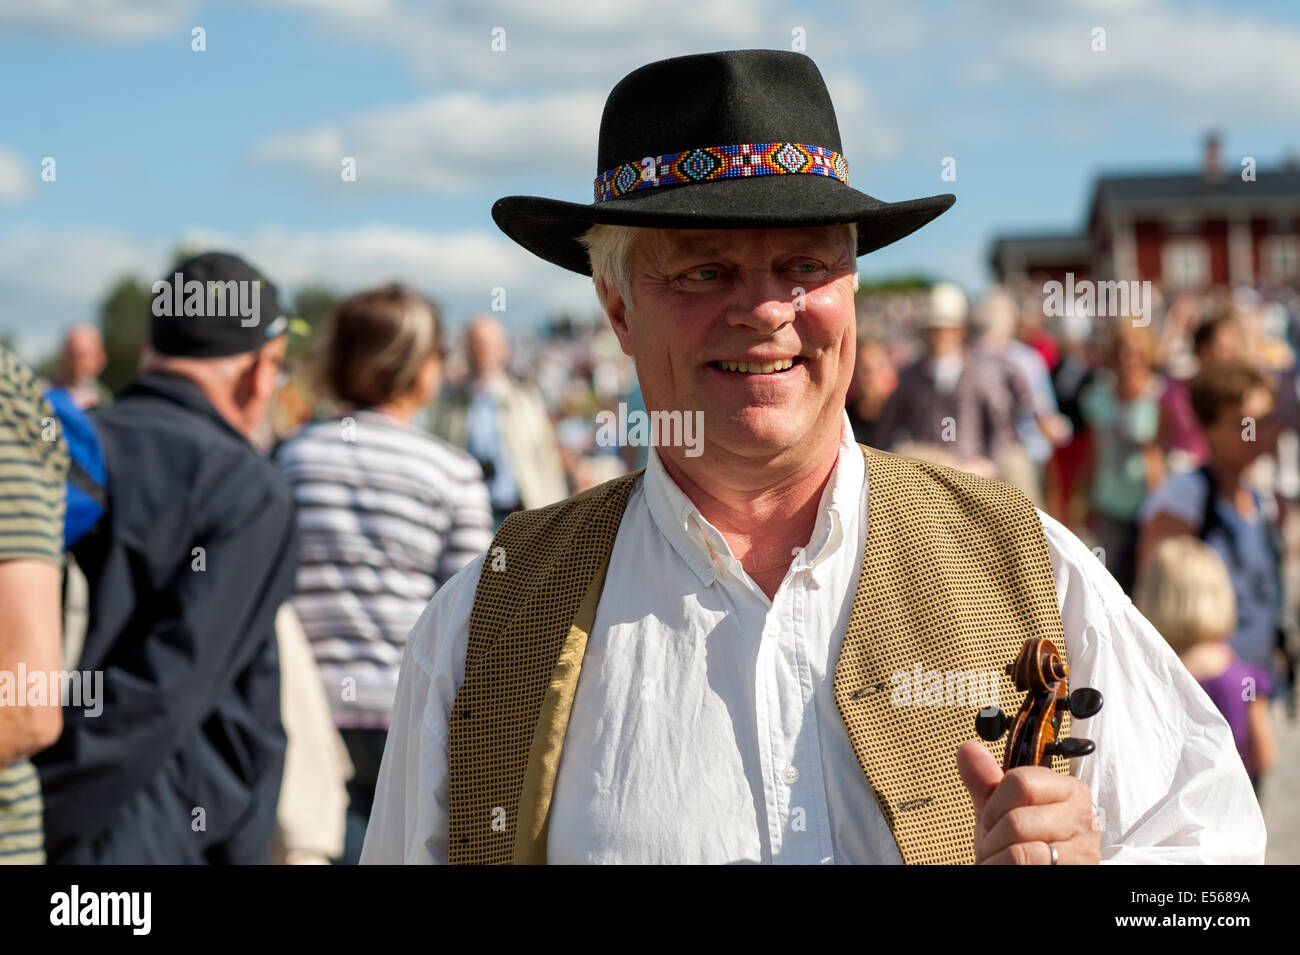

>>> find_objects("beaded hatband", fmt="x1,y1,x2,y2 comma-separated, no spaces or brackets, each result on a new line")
594,143,849,203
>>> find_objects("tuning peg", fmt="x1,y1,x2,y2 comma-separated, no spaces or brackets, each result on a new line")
1067,687,1103,720
1046,737,1095,759
976,706,1009,742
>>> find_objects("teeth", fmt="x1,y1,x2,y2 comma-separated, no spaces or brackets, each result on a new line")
719,358,795,374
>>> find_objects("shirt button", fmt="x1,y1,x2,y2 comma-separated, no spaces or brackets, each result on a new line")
782,767,799,785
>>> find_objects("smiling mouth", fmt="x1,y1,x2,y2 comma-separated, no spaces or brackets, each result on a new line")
710,357,801,375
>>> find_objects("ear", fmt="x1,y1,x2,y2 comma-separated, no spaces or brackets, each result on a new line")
246,338,285,404
419,351,443,397
234,351,265,406
601,278,636,359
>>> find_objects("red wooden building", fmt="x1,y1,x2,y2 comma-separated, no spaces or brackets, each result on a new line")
991,136,1300,292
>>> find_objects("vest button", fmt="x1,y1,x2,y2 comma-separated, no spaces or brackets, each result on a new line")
782,766,799,785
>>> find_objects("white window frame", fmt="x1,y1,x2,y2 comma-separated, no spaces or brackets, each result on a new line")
1161,237,1210,290
1262,234,1300,283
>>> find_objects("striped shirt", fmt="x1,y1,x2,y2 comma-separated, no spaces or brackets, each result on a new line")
275,410,492,728
0,347,68,865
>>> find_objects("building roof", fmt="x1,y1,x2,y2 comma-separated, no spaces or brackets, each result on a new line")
1088,167,1300,221
988,158,1300,279
989,233,1092,274
990,232,1093,257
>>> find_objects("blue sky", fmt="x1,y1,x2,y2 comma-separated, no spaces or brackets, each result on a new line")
2,0,1298,359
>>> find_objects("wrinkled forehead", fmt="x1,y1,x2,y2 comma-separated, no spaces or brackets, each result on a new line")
638,225,853,262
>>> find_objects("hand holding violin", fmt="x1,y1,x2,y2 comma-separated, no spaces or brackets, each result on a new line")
956,637,1104,865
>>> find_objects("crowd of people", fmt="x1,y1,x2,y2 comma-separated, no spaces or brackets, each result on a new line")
0,242,1294,863
844,278,1299,796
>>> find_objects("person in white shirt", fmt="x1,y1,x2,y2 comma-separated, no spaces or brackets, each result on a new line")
361,49,1265,865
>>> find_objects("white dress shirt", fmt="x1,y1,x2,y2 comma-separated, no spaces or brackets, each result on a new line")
361,412,1266,864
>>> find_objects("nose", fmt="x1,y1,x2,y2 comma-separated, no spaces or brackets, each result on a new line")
724,267,798,334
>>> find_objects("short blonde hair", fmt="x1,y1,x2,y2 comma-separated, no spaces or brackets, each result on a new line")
579,222,860,310
579,224,641,309
1133,535,1237,654
319,283,442,408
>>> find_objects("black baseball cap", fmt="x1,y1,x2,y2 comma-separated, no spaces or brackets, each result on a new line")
149,251,290,358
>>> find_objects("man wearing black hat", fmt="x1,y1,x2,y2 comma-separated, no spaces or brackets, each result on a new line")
34,251,299,863
364,51,1263,865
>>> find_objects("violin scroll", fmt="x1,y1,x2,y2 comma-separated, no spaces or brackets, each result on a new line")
974,637,1103,770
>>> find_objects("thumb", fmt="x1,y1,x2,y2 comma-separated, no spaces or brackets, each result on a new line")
956,739,1003,819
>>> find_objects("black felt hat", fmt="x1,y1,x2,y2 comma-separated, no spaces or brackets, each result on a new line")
492,49,955,276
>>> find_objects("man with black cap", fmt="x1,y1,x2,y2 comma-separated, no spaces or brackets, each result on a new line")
34,251,298,863
364,50,1263,865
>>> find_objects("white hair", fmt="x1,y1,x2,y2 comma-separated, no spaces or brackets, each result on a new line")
579,221,860,310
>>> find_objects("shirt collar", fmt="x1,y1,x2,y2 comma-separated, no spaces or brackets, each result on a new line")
350,408,414,430
123,371,248,444
643,409,866,588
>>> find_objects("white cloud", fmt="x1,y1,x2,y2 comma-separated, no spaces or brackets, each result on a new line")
0,148,34,203
176,223,596,320
821,73,903,166
285,0,772,85
0,223,598,358
0,0,196,40
251,89,605,193
985,1,1300,125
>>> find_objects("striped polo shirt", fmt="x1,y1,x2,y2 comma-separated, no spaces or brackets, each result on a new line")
275,410,493,728
0,347,69,865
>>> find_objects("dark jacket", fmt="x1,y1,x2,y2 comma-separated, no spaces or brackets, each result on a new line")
34,372,298,863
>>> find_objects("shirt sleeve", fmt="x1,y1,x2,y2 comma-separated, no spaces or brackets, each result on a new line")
434,471,493,588
1002,354,1038,416
0,349,68,564
1077,380,1103,428
1037,507,1267,864
1137,470,1205,526
361,551,484,865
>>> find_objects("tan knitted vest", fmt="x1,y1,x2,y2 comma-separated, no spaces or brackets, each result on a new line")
447,446,1069,864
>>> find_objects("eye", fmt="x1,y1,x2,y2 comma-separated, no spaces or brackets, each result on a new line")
674,264,730,287
785,259,827,276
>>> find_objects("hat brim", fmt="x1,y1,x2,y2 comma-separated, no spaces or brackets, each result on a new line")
493,174,955,276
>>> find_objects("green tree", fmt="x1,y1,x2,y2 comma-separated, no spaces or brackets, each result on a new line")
98,276,153,396
855,274,936,297
287,285,337,359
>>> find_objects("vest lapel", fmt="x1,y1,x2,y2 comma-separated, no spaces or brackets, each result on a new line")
512,539,611,862
447,473,638,865
832,448,1069,864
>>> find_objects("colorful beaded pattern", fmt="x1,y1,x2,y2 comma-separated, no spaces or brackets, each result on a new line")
593,143,849,202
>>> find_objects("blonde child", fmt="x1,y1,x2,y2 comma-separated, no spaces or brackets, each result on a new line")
1134,535,1276,791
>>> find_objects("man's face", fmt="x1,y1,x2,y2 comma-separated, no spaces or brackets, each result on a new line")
1210,325,1241,364
62,329,106,381
606,226,858,463
467,320,509,379
239,334,289,436
1209,386,1276,469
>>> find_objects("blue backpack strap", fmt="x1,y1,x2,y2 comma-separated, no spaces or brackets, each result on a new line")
1196,465,1221,540
42,387,108,549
